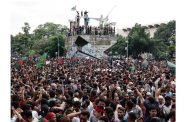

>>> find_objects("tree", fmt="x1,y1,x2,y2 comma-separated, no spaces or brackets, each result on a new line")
107,35,127,55
11,22,68,58
32,22,67,57
154,20,175,46
127,23,151,57
154,20,176,58
107,23,171,59
22,22,31,36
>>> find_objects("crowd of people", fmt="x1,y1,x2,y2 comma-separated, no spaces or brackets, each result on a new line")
69,26,115,36
11,56,176,122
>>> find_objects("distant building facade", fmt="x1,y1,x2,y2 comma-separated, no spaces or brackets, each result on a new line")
117,22,168,38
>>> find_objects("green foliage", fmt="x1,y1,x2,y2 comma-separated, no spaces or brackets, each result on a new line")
108,21,175,59
154,20,175,45
108,35,127,55
11,22,68,58
22,22,31,36
127,23,151,56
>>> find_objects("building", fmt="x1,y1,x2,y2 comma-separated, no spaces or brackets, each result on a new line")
116,22,168,38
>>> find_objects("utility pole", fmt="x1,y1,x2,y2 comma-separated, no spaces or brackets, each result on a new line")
126,40,128,60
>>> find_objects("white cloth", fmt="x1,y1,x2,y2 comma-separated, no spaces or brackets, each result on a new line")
11,115,17,122
32,111,39,122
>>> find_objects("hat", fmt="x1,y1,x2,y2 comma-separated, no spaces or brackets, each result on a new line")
45,112,56,120
146,92,151,96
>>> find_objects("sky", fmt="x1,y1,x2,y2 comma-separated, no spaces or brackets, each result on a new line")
11,0,176,35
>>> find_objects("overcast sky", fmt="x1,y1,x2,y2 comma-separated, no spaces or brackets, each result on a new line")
11,0,176,35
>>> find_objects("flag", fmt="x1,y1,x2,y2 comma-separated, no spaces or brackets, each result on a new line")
37,53,47,68
71,6,76,11
15,61,21,70
167,61,175,68
41,53,47,59
167,60,175,73
71,54,78,65
58,58,63,65
129,64,135,73
141,59,148,69
18,59,23,66
73,56,77,62
37,60,43,68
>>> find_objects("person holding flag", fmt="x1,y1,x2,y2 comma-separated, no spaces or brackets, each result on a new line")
37,53,47,68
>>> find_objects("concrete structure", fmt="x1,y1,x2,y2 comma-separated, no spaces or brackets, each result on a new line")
116,22,168,38
65,35,117,58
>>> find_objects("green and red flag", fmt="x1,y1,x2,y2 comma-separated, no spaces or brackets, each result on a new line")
15,61,21,70
58,58,63,65
71,54,78,65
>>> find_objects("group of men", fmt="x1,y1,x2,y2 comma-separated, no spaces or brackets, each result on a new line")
11,56,176,122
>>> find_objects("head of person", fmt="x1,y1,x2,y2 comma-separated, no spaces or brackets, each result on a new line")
73,101,81,112
117,107,125,120
125,100,134,111
129,92,135,100
124,93,129,101
150,117,161,122
94,106,104,119
126,112,137,122
99,116,109,122
40,104,49,117
55,99,62,107
25,95,32,102
165,96,171,106
97,98,106,108
149,105,158,118
82,99,90,109
109,82,116,90
171,93,176,103
114,96,120,104
21,110,33,122
158,95,164,104
49,90,56,98
80,110,90,122
60,116,71,122
45,112,56,122
104,107,114,120
146,92,152,100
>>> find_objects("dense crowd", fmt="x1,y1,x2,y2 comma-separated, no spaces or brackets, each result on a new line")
11,56,175,122
69,26,115,36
